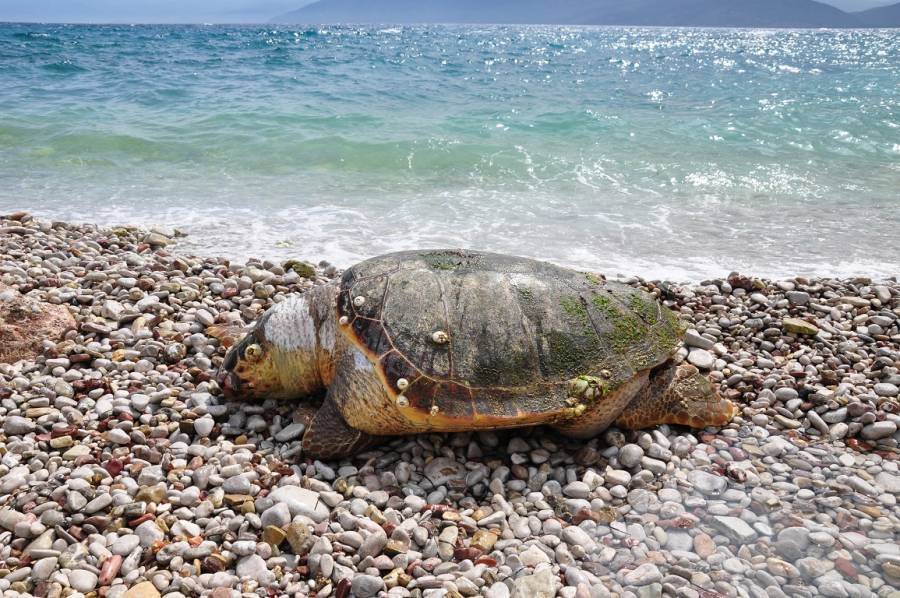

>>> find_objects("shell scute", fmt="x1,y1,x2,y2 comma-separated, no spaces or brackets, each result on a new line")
402,375,439,412
380,267,451,378
379,351,417,392
349,275,388,319
430,381,476,419
350,316,393,358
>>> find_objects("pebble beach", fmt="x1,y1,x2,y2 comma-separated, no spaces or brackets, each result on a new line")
1,212,898,598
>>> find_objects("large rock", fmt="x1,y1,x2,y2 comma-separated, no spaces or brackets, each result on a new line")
0,284,75,364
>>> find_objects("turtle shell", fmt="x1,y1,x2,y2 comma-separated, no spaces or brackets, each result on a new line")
336,249,682,427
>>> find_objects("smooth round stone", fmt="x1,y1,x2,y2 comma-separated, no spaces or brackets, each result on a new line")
618,444,644,469
657,488,681,503
722,558,746,574
665,530,693,552
688,470,726,496
687,348,715,370
809,532,835,547
68,570,98,592
563,482,590,499
874,383,899,397
223,476,251,494
861,421,898,440
351,574,385,597
260,503,291,528
751,414,769,427
774,387,799,401
606,470,631,487
111,534,141,556
777,526,809,549
107,428,131,444
194,417,214,437
31,557,58,581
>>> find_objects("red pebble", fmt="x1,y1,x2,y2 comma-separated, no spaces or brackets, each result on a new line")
128,513,155,527
834,557,858,580
335,578,351,598
99,555,123,585
453,547,483,562
105,459,124,476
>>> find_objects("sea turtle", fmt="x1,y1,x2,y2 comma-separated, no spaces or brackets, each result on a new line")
216,249,736,459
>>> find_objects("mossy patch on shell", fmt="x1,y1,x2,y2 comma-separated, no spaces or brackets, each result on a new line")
591,293,643,350
517,286,534,303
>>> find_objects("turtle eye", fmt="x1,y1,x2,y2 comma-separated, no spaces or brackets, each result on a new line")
244,344,262,362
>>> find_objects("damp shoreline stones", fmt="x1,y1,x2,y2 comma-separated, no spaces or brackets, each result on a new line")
0,213,898,598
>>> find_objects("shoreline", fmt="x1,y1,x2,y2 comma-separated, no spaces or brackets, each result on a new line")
1,212,898,597
4,209,900,287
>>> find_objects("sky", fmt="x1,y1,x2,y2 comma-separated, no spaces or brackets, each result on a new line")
0,0,894,23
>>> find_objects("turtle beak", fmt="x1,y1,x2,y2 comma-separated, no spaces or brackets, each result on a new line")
217,368,241,398
216,348,240,398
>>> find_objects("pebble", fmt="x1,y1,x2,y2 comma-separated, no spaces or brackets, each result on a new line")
112,534,141,555
236,554,274,584
861,421,897,440
519,545,551,567
68,570,98,593
712,516,758,544
621,563,662,586
618,444,644,468
688,470,726,496
194,416,215,437
873,382,899,397
687,348,715,370
123,582,161,598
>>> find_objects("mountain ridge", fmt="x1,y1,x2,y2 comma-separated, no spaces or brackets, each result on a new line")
854,1,900,25
272,0,888,27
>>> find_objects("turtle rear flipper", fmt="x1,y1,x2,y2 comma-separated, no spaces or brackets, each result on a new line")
615,363,737,430
302,393,380,459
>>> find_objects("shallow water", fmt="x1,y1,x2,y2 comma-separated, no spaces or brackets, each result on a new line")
1,23,898,280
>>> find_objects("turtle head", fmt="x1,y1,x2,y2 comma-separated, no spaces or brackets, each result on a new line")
616,362,738,431
216,296,328,400
665,363,738,428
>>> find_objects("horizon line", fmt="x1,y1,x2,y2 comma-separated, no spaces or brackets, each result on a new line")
1,20,895,29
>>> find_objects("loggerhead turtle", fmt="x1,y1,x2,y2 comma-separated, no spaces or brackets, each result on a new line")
216,250,736,459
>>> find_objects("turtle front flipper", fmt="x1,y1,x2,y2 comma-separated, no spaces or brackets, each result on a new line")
302,393,380,459
615,363,737,430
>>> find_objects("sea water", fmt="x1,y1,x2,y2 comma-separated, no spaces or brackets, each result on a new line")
1,23,897,280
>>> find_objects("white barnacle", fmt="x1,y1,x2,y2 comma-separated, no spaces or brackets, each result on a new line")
396,377,409,390
601,369,612,379
570,378,589,395
430,405,440,416
396,395,409,407
353,295,366,307
338,315,349,326
431,330,449,344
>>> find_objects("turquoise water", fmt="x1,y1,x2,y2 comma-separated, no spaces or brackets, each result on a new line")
1,23,898,279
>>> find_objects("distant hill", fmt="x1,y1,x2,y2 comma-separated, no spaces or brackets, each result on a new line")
273,0,866,28
855,1,900,25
